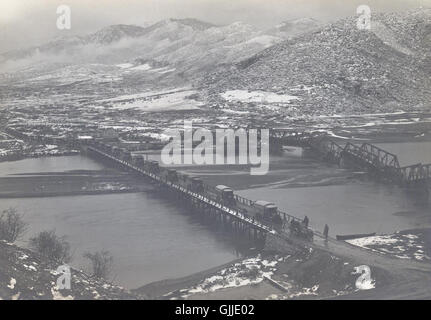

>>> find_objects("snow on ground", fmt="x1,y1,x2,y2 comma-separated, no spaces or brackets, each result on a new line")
138,132,172,142
157,68,176,74
103,89,203,112
221,108,250,115
27,65,123,84
346,231,431,262
221,90,300,104
347,235,399,248
97,87,191,103
116,63,176,74
51,287,74,300
130,63,152,71
166,255,282,299
116,63,134,69
245,35,282,48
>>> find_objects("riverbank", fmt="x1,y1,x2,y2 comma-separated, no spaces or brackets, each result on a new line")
137,228,431,300
133,257,246,299
0,168,153,198
0,189,139,198
0,150,80,163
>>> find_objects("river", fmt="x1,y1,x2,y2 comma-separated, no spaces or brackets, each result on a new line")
0,156,243,289
0,140,430,288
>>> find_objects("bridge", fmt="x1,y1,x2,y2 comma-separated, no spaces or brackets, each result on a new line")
270,129,431,188
84,142,314,245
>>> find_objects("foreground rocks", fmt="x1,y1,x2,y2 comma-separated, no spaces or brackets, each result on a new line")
0,241,143,300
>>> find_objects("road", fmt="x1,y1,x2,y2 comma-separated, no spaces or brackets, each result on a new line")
310,235,431,299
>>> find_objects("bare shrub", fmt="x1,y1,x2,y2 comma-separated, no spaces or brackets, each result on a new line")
0,208,27,243
83,250,113,280
29,230,72,263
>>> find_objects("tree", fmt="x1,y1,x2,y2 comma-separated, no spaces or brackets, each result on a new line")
29,230,72,263
0,208,27,243
83,250,113,280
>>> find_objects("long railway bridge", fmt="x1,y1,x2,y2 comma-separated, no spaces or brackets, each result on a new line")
270,129,431,189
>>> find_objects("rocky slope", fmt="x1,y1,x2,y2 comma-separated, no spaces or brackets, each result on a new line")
265,18,322,39
0,240,143,300
0,18,318,78
201,9,431,115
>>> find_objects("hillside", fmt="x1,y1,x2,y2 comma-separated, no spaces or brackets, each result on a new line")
201,9,431,115
265,18,322,39
0,18,318,79
0,240,142,300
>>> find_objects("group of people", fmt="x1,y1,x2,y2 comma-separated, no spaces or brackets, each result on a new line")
302,215,329,241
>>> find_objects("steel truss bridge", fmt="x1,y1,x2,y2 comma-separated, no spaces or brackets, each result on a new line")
270,130,431,187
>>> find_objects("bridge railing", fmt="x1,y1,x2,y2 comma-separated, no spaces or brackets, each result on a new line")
359,143,400,169
234,194,254,207
327,141,344,157
400,163,431,182
278,209,302,223
342,142,401,171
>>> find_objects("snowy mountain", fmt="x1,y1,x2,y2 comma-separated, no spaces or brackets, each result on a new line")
1,24,150,61
266,18,322,39
202,9,431,115
0,18,309,77
86,24,148,44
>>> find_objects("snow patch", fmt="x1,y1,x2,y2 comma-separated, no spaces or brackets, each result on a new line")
221,90,299,104
51,287,74,300
116,63,133,69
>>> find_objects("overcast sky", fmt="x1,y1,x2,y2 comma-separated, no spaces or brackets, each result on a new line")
1,0,430,52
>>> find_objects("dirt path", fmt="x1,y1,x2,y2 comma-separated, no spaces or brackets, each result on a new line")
310,235,431,299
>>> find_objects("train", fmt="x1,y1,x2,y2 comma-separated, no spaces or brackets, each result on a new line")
89,141,313,240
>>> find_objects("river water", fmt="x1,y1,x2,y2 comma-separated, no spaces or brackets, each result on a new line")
237,142,431,236
0,141,430,288
0,156,242,288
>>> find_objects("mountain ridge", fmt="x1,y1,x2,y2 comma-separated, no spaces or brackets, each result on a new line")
200,9,431,115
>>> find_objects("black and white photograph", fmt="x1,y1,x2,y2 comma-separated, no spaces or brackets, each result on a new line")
0,0,431,304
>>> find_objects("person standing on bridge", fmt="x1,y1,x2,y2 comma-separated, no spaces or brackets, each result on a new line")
323,224,329,241
303,216,309,228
